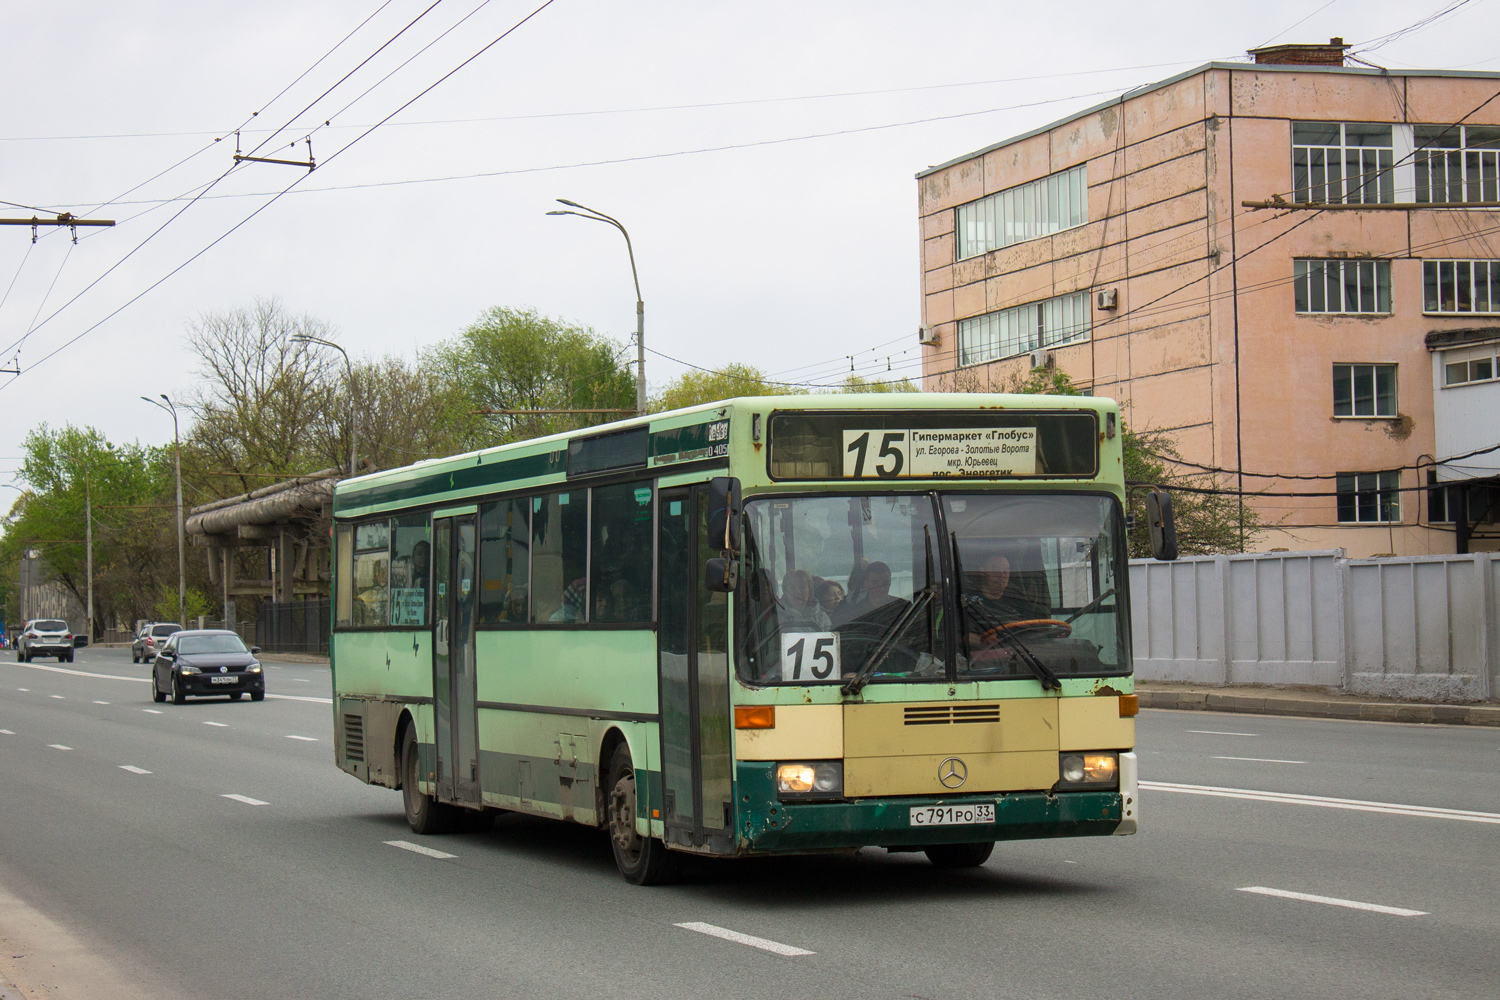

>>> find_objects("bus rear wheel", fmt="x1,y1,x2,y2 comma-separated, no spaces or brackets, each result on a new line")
401,724,456,835
924,842,994,869
606,745,677,886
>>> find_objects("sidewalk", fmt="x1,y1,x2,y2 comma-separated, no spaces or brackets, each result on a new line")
1138,680,1500,727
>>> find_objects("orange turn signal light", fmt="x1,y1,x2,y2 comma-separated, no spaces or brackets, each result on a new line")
734,705,775,730
1119,694,1139,717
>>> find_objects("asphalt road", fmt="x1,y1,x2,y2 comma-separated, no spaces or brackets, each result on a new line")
1,646,1497,1000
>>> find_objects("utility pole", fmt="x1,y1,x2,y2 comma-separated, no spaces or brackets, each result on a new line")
292,334,357,475
143,395,186,626
547,199,645,415
84,473,93,641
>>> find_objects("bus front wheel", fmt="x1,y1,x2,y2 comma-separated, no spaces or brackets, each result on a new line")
606,745,677,886
401,724,456,835
924,842,994,868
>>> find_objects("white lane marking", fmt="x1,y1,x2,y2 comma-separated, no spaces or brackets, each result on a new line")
1187,730,1259,736
1239,886,1428,917
48,744,73,751
11,662,147,683
285,735,318,741
143,709,163,714
1214,756,1306,764
294,678,311,683
119,765,152,775
265,693,333,704
384,840,457,859
93,700,109,705
674,922,815,957
203,721,228,727
17,688,28,692
222,794,268,806
0,729,14,735
49,695,64,699
1142,780,1500,825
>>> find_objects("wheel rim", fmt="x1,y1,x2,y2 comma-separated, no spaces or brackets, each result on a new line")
609,770,642,863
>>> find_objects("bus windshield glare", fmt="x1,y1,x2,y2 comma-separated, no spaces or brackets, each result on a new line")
738,493,1127,685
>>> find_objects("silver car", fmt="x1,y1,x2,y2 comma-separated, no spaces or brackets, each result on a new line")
132,622,182,663
17,619,74,663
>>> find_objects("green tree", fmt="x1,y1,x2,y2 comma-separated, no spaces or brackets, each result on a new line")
838,374,920,393
651,363,800,412
153,585,211,622
438,306,636,442
999,366,1259,555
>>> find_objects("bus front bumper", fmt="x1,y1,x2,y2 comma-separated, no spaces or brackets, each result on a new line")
735,761,1127,854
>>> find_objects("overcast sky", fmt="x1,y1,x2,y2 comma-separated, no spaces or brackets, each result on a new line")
1,0,1494,493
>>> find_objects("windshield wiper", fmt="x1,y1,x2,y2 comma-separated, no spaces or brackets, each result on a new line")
984,619,1062,691
1066,587,1116,624
841,588,934,696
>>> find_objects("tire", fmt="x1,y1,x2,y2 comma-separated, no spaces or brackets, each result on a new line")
64,654,73,663
132,651,140,663
924,842,995,869
23,651,31,663
229,692,243,701
401,724,456,834
151,673,166,703
606,744,678,885
250,691,264,702
171,676,185,705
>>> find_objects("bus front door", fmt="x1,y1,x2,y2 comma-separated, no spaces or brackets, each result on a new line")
657,487,734,853
432,515,481,808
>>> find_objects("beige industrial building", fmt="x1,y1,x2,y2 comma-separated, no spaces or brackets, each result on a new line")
916,40,1500,555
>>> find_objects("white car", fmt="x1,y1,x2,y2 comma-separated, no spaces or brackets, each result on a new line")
18,619,74,663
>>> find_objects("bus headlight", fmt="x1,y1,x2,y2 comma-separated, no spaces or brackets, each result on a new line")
777,761,843,800
1057,752,1119,790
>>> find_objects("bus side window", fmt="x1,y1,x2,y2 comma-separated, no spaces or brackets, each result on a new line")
389,514,432,626
335,525,353,627
531,492,588,624
590,482,653,624
351,521,391,627
479,498,531,624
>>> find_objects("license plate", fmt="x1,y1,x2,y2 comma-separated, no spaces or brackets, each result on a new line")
909,804,996,827
209,675,238,685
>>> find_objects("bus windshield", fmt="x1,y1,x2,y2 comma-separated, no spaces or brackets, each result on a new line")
737,492,1127,685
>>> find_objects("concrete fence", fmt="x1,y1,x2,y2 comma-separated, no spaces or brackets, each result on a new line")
1130,550,1498,704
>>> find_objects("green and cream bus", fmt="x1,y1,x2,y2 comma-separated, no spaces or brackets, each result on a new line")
330,393,1154,883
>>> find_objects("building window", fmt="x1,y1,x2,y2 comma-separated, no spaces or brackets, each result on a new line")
1423,259,1500,314
958,291,1090,367
1336,471,1400,524
1294,259,1391,314
1441,344,1499,386
1292,122,1394,205
1428,471,1500,525
955,164,1087,260
1332,364,1396,417
1415,125,1500,203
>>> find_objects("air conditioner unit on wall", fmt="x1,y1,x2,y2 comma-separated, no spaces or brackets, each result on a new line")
1096,288,1119,310
1030,349,1054,370
918,325,939,345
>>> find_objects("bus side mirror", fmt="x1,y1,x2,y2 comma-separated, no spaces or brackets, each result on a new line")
705,556,739,593
1146,490,1178,561
706,477,742,555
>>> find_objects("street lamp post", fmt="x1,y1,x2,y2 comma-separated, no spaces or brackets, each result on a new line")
143,395,185,628
546,199,645,416
293,333,357,476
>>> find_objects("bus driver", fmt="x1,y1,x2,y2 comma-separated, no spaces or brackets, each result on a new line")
962,553,1042,650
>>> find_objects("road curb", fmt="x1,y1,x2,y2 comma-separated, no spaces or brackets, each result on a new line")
1139,688,1500,727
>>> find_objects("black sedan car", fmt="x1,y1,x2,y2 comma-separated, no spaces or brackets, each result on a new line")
150,630,265,704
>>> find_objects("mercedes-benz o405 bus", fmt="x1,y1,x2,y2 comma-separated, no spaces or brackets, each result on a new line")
329,394,1158,883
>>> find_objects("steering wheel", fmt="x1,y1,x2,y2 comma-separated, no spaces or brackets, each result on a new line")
978,619,1073,644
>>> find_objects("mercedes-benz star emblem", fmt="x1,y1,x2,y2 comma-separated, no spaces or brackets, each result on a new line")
220,666,228,673
938,757,968,788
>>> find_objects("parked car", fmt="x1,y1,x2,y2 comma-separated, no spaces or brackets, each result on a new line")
132,622,182,663
151,630,264,704
17,619,74,662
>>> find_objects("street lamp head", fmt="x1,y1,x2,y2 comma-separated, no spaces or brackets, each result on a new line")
556,198,580,208
545,210,569,216
160,393,171,403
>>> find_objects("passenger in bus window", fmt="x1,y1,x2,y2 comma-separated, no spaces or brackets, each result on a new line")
550,577,586,622
814,579,845,618
836,562,909,628
779,570,830,631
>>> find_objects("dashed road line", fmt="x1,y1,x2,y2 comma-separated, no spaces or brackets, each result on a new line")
16,688,28,692
1214,756,1306,764
1187,730,1259,736
119,765,151,775
0,729,14,735
47,744,73,751
92,700,109,705
286,735,318,741
203,721,228,727
143,709,162,714
222,794,268,806
674,922,815,957
384,840,457,859
1239,886,1428,917
49,695,64,700
1142,780,1500,825
294,678,311,683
